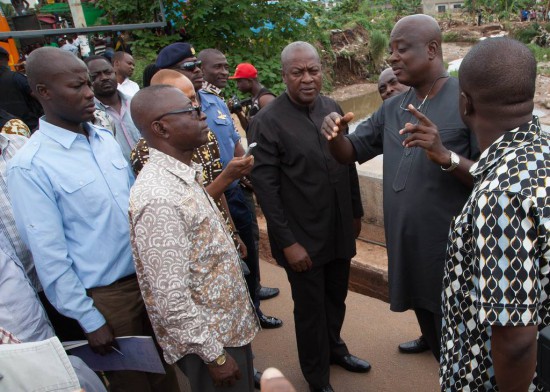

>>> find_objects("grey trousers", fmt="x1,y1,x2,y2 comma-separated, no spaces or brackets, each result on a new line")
176,344,254,392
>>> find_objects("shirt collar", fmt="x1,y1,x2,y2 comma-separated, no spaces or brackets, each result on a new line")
283,91,319,112
148,147,203,184
201,81,224,98
470,116,541,177
94,91,129,110
38,117,102,149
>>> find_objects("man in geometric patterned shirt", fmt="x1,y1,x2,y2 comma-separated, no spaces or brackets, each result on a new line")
440,37,550,391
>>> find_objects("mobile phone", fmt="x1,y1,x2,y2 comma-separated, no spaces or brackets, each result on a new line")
244,142,257,157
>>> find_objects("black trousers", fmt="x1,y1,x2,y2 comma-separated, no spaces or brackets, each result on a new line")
225,186,261,313
285,258,351,388
38,291,85,342
414,307,442,361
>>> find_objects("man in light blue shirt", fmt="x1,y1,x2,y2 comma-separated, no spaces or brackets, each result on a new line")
0,234,107,392
7,47,178,392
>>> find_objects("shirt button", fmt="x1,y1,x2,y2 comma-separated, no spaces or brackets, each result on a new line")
79,181,83,185
114,192,119,196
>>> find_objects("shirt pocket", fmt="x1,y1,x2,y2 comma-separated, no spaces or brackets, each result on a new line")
214,117,231,128
58,171,106,220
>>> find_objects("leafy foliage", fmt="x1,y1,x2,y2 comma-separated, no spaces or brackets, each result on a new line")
178,0,326,96
94,0,161,25
368,30,389,69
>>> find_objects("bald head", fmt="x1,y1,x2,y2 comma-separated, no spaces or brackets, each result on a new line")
197,48,224,63
391,14,442,56
150,69,196,104
281,41,319,72
460,37,535,107
27,46,86,91
131,85,189,140
131,85,208,159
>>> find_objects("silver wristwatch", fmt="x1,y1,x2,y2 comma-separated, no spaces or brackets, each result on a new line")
441,151,460,172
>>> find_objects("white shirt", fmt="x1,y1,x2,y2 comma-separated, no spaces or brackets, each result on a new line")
117,78,140,98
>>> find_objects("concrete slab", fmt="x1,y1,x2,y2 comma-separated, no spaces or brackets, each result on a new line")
254,260,439,392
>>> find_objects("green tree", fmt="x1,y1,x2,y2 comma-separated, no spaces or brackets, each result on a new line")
94,0,161,25
178,0,326,94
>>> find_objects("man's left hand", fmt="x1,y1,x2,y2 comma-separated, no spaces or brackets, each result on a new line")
399,104,450,166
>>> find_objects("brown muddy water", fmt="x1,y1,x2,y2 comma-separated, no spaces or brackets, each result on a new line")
337,90,382,133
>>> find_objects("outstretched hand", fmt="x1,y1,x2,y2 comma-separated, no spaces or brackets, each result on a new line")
399,104,449,165
320,112,354,140
224,156,254,181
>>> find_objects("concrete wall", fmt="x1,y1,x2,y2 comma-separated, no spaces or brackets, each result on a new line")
356,156,386,245
422,0,464,15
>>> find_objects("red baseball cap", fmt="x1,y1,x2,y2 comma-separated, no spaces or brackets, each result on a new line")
229,63,258,79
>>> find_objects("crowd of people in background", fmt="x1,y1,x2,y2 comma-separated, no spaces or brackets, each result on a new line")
0,11,549,392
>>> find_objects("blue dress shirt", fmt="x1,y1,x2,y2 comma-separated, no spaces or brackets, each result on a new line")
7,118,135,333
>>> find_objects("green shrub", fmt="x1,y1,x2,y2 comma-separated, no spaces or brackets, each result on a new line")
369,30,388,67
443,32,461,42
512,23,540,44
527,43,550,62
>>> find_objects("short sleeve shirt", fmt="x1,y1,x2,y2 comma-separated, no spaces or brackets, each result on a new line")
347,78,479,314
440,118,550,391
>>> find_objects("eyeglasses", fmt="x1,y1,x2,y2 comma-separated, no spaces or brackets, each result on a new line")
154,105,202,121
399,87,428,112
174,60,202,71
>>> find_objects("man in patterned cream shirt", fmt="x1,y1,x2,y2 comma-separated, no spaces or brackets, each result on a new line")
129,84,259,392
440,38,550,391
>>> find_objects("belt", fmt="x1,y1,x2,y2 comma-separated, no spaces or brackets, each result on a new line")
111,273,137,286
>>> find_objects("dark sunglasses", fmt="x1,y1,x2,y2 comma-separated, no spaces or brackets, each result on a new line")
154,105,202,121
174,60,202,71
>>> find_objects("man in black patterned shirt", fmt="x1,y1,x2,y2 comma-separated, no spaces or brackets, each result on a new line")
440,37,550,391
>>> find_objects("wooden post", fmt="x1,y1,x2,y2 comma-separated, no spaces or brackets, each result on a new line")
67,0,87,28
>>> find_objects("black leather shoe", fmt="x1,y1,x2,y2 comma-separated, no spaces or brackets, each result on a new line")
331,354,371,373
258,314,283,329
253,370,262,390
259,286,280,300
309,384,334,392
398,336,430,354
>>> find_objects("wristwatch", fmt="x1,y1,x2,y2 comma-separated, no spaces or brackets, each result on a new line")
207,350,227,366
441,151,460,172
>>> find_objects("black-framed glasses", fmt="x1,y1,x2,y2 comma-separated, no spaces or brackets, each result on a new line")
154,105,202,121
174,60,202,71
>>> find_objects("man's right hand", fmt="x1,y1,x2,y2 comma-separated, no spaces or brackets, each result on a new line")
320,112,354,141
283,243,313,272
207,352,241,388
85,323,116,355
223,156,254,182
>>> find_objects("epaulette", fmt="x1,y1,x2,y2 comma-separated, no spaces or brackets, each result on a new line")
13,139,41,170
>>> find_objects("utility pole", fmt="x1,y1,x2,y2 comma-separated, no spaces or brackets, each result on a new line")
67,0,87,28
